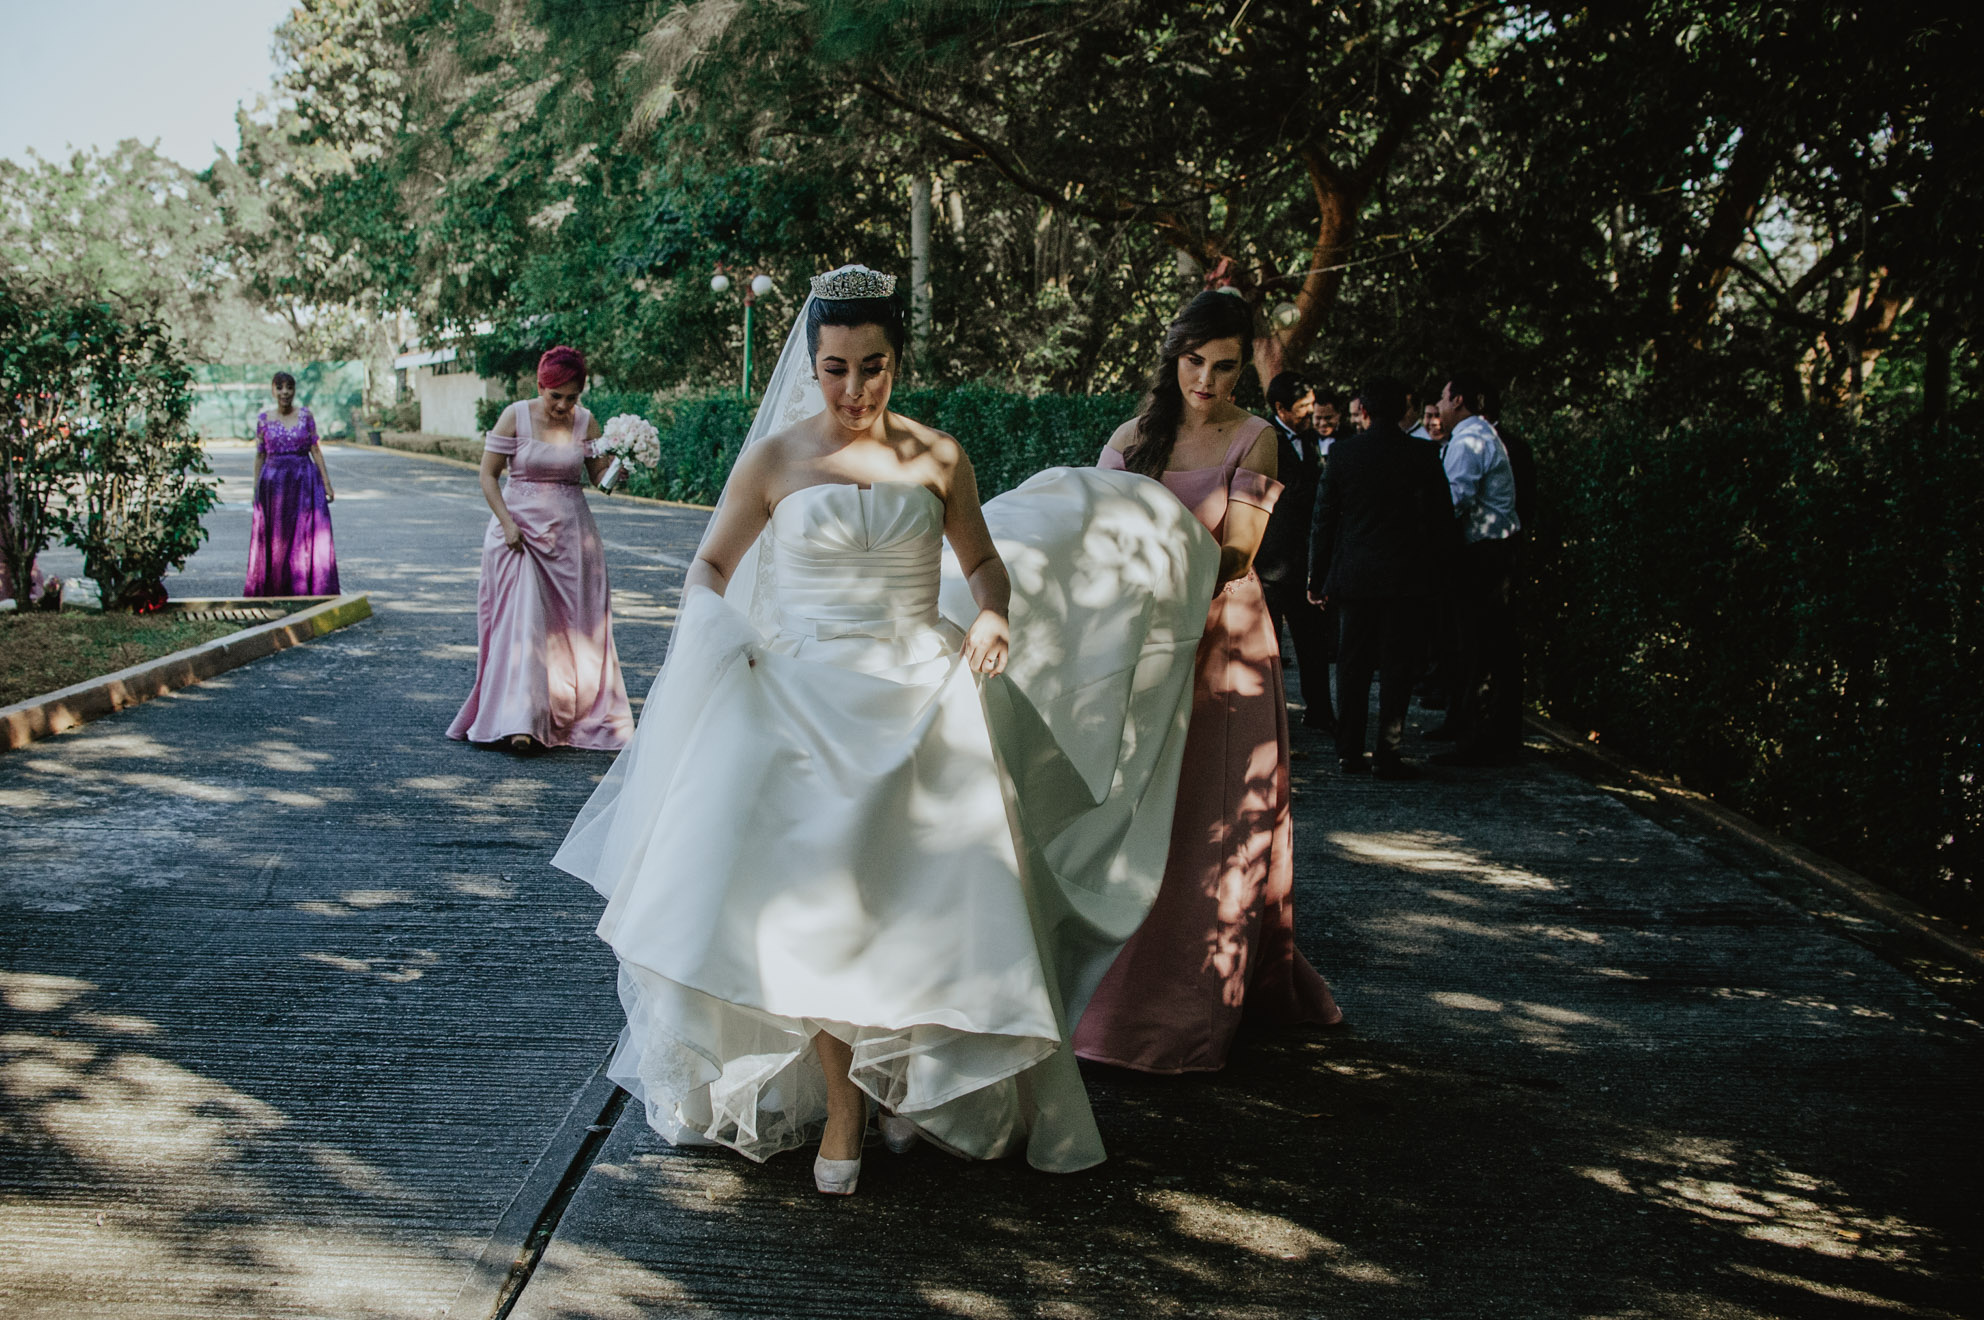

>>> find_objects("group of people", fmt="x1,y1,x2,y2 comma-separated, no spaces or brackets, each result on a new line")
239,357,633,755
1256,364,1528,778
243,269,1525,1199
437,274,1341,1196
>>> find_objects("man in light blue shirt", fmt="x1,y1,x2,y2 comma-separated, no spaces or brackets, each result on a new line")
1443,401,1520,543
1432,371,1523,765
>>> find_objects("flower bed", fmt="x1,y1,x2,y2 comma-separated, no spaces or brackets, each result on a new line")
0,609,246,707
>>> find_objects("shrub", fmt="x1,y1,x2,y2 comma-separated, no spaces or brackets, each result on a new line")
59,318,219,611
1522,409,1982,929
367,396,421,432
475,396,504,434
893,384,1137,494
0,282,218,611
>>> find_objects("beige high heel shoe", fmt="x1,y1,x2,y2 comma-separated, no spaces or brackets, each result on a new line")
813,1153,861,1195
814,1100,868,1195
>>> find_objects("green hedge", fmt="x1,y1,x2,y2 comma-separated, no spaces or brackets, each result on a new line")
580,383,1138,505
1522,410,1982,930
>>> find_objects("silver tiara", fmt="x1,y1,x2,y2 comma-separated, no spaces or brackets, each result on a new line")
810,264,896,300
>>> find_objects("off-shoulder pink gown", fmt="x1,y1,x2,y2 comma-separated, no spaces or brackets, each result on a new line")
1075,425,1343,1072
447,404,633,750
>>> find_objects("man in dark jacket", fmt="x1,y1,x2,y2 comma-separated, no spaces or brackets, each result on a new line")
1257,371,1334,731
1308,375,1457,778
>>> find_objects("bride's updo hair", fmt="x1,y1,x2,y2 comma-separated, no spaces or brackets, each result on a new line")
1125,291,1255,478
805,292,908,367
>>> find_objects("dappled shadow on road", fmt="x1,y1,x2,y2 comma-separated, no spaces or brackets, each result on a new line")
0,969,483,1317
0,708,626,1314
2,442,712,1315
516,1019,1978,1320
513,744,1982,1320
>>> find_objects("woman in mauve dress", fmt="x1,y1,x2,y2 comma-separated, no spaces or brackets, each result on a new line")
244,371,340,596
448,346,632,753
1074,291,1343,1074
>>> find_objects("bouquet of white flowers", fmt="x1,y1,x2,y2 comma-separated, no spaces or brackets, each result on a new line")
597,413,661,492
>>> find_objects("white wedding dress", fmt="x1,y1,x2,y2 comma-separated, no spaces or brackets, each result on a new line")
553,462,1216,1172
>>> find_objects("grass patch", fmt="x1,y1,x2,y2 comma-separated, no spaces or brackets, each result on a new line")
0,609,247,707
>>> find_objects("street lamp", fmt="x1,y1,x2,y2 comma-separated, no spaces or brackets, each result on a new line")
711,268,776,399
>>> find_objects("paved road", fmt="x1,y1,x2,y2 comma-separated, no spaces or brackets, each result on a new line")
514,752,1984,1319
6,442,1980,1319
4,442,702,1319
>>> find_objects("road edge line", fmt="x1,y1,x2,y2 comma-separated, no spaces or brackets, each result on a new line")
1526,712,1982,974
445,1053,627,1320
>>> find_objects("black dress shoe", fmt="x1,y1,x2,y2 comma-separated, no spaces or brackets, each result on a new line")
1339,755,1370,775
1303,712,1337,734
1373,755,1421,781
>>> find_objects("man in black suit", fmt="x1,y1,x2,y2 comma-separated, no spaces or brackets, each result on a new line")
1308,375,1457,778
1257,371,1335,732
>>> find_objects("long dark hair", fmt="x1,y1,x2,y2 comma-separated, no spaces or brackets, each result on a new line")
1124,291,1255,477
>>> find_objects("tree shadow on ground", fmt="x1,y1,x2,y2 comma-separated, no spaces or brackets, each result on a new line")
514,741,1983,1320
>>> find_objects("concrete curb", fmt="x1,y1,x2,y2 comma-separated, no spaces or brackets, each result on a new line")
445,1055,625,1320
1526,711,1983,974
342,436,717,512
0,593,372,751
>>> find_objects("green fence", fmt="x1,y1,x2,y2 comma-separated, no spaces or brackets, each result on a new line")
191,362,365,439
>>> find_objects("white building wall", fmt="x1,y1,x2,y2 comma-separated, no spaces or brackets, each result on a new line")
416,367,505,438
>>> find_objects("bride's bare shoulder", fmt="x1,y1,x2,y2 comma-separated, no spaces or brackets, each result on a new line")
756,417,827,465
733,426,808,488
891,412,963,466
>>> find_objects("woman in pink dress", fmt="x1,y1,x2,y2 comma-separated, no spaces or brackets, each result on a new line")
244,371,340,596
448,346,633,752
1075,292,1343,1073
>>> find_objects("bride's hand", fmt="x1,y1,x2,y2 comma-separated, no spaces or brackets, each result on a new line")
961,610,1010,676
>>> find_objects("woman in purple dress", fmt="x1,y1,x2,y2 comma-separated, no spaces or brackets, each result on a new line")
447,346,633,753
244,371,340,596
1075,292,1342,1073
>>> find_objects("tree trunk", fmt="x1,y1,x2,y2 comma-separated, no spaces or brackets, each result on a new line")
1255,149,1359,384
909,175,933,368
1655,125,1778,376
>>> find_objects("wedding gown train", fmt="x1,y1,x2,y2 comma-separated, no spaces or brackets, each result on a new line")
553,466,1217,1171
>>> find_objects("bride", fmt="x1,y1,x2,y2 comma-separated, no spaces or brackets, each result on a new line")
555,266,1218,1193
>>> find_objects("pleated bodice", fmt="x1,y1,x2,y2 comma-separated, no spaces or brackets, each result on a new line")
770,482,944,640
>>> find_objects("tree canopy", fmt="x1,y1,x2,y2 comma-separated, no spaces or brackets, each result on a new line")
0,142,287,363
6,1,1974,415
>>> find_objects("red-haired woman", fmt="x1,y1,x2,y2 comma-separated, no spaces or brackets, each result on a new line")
245,371,340,596
448,347,633,752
